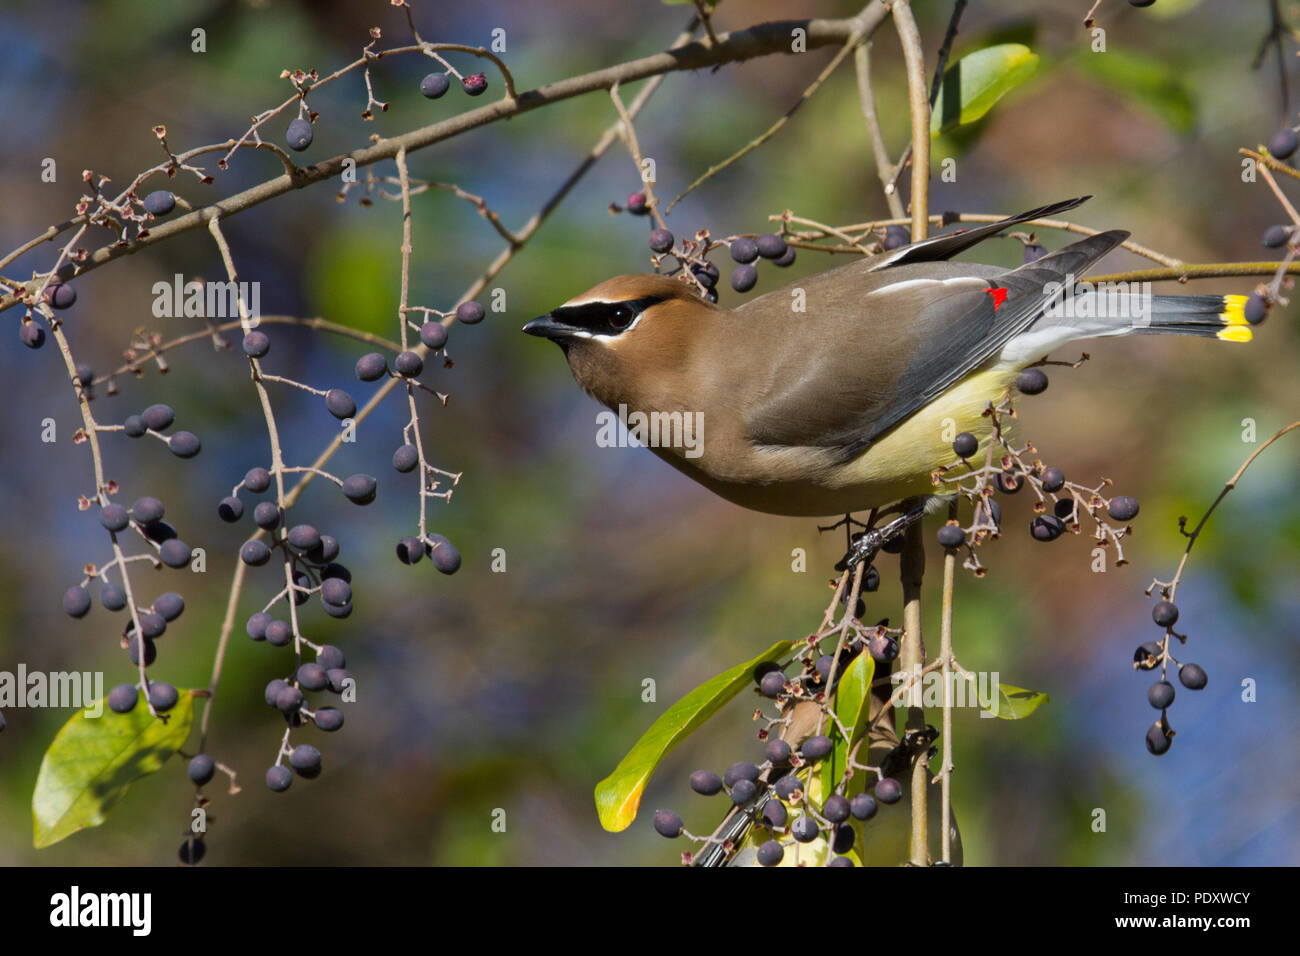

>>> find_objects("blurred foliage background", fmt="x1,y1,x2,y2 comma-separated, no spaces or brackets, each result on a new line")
1,0,1297,866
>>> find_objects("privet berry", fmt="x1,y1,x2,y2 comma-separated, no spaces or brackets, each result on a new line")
1040,466,1065,493
101,583,127,611
731,264,758,293
64,585,91,618
356,352,388,381
648,228,674,254
724,762,760,786
995,470,1022,494
48,283,77,309
764,739,792,764
937,524,965,549
729,779,758,805
240,540,272,566
393,444,419,473
285,117,313,151
823,794,851,823
1270,127,1299,160
1017,368,1049,395
314,707,345,731
107,683,138,713
148,682,179,712
266,766,293,792
1108,495,1140,522
419,321,448,350
690,770,723,795
297,662,330,691
265,620,292,646
456,301,486,325
427,534,461,574
883,225,909,250
142,190,176,216
396,536,424,564
127,635,156,667
952,432,978,458
100,503,129,532
625,191,648,216
850,793,878,821
774,775,801,801
462,73,487,96
1244,293,1268,325
1179,663,1208,690
772,246,796,267
253,502,280,530
290,744,322,778
20,321,45,349
730,237,759,263
800,735,832,761
153,592,184,621
1152,600,1179,627
159,539,192,568
1262,224,1291,248
420,72,451,99
287,524,322,553
759,670,786,698
652,809,683,838
244,467,272,493
756,840,784,867
1145,722,1172,756
246,611,272,641
868,632,899,663
342,474,377,505
214,494,246,527
242,330,270,357
875,777,903,804
761,800,788,828
1029,515,1064,542
755,234,787,259
395,351,424,377
791,816,820,843
168,432,201,459
188,754,216,785
1148,680,1175,710
142,404,175,431
178,838,206,865
325,389,356,420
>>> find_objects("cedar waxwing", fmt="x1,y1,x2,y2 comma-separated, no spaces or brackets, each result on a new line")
524,197,1253,522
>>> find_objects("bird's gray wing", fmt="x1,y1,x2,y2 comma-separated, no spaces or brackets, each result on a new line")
743,231,1127,462
867,196,1091,271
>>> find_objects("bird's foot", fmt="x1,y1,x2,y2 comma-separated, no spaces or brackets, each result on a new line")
834,505,926,572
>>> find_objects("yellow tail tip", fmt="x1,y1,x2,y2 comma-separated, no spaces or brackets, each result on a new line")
1220,294,1250,326
1217,325,1252,343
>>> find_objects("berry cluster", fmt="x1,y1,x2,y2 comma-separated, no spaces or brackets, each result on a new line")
641,221,796,302
931,385,1140,574
652,568,914,866
1133,594,1208,756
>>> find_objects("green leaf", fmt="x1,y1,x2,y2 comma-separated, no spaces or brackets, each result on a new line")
979,682,1049,720
822,650,875,797
595,640,794,832
1072,49,1195,134
33,690,195,848
931,43,1039,136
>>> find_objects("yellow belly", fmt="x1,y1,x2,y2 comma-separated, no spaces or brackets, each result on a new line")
672,367,1019,517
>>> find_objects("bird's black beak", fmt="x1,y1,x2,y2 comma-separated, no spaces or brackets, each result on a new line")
522,312,579,341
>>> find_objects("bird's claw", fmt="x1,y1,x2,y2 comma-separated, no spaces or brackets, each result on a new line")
834,505,926,572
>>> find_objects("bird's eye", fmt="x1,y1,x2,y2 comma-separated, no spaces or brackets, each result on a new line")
609,304,637,330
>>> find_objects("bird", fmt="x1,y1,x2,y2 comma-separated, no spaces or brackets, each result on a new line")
523,196,1253,525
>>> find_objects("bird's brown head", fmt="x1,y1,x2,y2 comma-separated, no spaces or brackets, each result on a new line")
523,274,721,408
